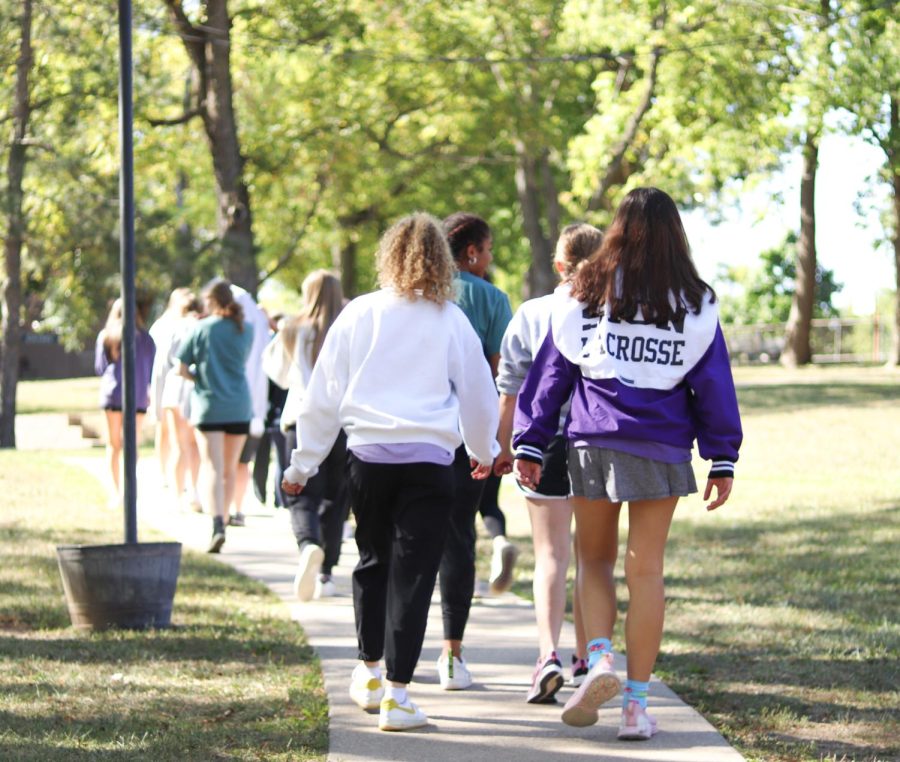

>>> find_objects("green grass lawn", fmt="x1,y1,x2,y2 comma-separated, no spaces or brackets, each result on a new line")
488,364,900,762
0,451,327,761
16,377,100,415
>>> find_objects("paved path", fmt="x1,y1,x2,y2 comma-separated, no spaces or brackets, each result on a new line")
76,458,744,762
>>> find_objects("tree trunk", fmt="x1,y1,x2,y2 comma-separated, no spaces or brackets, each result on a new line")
0,0,33,448
889,95,900,366
892,169,900,366
515,146,556,299
782,133,818,367
164,0,257,294
339,239,357,299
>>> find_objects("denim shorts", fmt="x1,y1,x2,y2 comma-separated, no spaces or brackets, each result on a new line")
568,445,697,503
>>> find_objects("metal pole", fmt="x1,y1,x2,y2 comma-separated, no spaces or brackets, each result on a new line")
118,0,137,544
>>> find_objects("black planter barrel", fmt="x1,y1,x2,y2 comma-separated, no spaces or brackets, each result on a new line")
56,542,182,631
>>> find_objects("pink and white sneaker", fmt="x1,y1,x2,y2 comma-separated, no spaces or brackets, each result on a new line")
560,653,620,727
617,699,658,740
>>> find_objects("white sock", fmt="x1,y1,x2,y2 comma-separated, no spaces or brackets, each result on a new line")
385,685,408,704
493,534,509,549
358,662,381,679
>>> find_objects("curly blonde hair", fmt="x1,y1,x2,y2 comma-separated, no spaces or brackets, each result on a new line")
376,213,456,304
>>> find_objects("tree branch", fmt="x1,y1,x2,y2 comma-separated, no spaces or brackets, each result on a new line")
257,174,328,283
586,45,662,213
145,108,201,127
162,0,205,69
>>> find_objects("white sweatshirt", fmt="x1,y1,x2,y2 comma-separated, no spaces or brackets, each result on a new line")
261,322,315,432
283,288,500,485
232,286,271,427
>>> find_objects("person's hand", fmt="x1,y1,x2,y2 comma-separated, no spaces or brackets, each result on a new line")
281,478,304,496
470,459,492,480
493,450,514,477
514,459,542,490
703,477,733,511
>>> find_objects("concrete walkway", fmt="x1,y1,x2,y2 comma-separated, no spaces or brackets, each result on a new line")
76,458,744,762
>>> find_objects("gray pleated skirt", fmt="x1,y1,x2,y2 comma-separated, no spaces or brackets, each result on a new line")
568,445,697,503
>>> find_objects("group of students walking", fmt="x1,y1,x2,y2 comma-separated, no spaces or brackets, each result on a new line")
96,186,742,743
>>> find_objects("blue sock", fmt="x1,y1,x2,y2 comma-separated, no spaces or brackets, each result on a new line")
623,679,649,709
586,637,613,669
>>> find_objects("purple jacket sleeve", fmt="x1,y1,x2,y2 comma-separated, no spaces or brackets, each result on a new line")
512,325,578,463
685,323,743,479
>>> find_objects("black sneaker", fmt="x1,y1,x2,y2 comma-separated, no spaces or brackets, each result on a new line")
228,512,246,527
571,654,589,687
208,518,226,554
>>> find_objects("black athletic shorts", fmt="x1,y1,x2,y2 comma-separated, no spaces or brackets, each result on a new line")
196,421,250,435
104,405,147,414
517,434,570,499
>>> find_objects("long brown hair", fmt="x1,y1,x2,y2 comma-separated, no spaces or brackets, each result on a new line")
202,277,244,330
101,296,151,361
571,187,713,323
282,270,344,365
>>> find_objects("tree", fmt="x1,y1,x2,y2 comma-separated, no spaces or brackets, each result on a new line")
717,232,842,325
0,0,33,447
834,1,900,364
156,0,258,293
782,0,840,367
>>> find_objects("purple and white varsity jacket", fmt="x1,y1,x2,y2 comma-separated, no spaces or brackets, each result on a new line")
512,290,742,480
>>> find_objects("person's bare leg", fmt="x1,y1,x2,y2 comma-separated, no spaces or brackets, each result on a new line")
622,497,678,681
223,434,247,519
231,461,250,518
165,408,187,499
572,539,587,657
527,497,573,657
571,496,621,642
195,429,225,519
155,413,170,486
104,410,123,503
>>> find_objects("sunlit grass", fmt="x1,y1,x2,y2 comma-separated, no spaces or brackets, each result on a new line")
0,451,327,761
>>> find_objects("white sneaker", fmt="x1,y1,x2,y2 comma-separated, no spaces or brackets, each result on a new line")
313,575,337,599
293,544,324,602
489,536,519,594
349,663,384,710
437,653,473,690
378,697,428,731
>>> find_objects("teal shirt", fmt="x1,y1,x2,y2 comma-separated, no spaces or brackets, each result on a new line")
455,271,513,358
177,315,253,425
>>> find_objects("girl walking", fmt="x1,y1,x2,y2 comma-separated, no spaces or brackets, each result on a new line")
176,278,253,553
437,211,515,689
513,188,742,740
95,297,156,507
282,213,498,731
495,223,603,703
263,270,349,601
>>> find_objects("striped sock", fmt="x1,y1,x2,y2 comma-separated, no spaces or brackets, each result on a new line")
586,637,613,669
623,679,649,709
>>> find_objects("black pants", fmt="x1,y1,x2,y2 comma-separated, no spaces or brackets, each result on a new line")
438,446,487,641
477,471,506,539
283,427,349,575
252,427,288,508
349,454,455,684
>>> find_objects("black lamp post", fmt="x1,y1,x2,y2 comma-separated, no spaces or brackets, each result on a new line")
118,0,138,544
55,0,182,630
